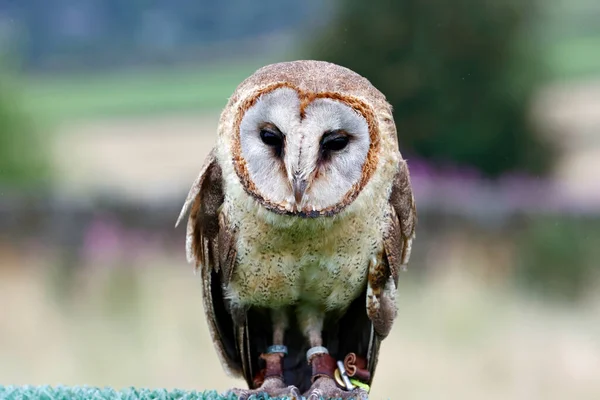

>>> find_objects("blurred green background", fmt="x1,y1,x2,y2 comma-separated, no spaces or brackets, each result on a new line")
1,0,599,399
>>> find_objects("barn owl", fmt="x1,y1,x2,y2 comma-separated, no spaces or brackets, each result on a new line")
176,60,416,399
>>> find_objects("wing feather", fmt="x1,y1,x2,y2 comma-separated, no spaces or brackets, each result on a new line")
177,148,246,379
362,159,417,387
384,159,417,284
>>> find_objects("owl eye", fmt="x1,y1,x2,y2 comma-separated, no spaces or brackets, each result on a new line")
260,128,283,147
259,126,284,157
321,130,350,152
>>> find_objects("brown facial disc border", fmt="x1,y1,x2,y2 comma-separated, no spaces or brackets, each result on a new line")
230,82,381,218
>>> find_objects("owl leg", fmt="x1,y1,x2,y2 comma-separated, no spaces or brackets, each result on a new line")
299,306,368,400
256,308,289,385
272,307,288,346
227,308,300,400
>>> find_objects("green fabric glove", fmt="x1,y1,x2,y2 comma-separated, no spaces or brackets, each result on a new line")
0,386,275,400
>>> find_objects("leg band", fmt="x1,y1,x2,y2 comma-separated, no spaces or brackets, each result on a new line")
266,345,288,355
260,352,285,380
306,346,328,363
309,352,337,382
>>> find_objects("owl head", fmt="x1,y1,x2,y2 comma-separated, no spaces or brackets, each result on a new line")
217,60,400,218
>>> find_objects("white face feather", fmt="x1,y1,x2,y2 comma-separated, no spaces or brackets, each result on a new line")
239,87,371,213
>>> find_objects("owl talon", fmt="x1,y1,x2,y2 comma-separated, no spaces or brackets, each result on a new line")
304,376,368,400
227,378,301,400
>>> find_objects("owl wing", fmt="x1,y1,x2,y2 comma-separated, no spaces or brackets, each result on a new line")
383,159,417,287
364,159,417,383
176,149,244,379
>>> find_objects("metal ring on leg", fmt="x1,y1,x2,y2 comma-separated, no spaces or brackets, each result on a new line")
266,345,288,355
306,346,329,363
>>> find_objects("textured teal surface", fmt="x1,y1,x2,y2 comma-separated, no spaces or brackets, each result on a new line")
0,386,272,400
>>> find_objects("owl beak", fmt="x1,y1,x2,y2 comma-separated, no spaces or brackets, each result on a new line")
292,176,308,205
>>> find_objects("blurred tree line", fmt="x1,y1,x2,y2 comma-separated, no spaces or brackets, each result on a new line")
0,0,327,72
310,0,555,177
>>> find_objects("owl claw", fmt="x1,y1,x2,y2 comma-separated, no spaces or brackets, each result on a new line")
304,377,368,400
226,378,301,400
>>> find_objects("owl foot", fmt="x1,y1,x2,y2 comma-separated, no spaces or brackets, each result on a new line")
304,377,368,400
304,350,368,399
226,377,301,400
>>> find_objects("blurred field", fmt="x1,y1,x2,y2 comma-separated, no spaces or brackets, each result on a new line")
541,0,600,80
21,63,262,123
1,252,599,400
546,35,600,80
50,114,218,201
